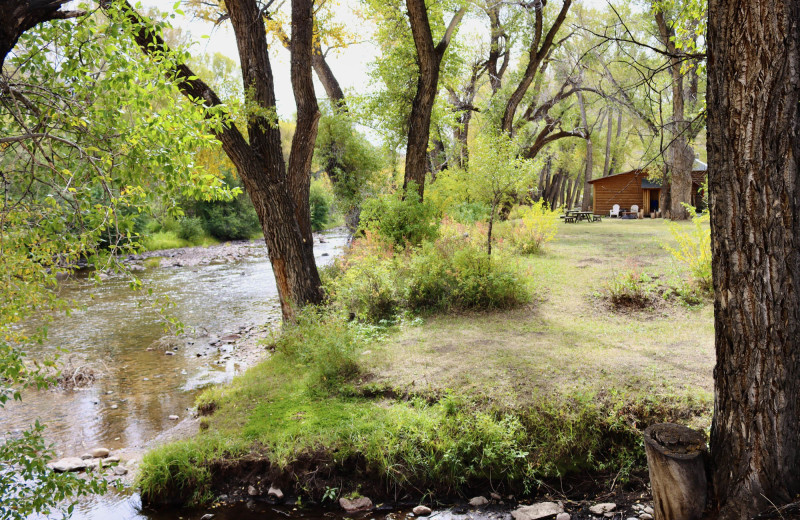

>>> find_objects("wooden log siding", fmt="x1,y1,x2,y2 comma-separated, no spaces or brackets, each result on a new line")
589,170,653,215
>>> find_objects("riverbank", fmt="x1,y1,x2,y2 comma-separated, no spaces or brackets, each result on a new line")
134,219,715,513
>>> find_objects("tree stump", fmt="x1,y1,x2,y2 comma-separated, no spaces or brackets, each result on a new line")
644,423,708,520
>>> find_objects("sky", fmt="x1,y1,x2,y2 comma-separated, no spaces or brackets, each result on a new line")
137,0,612,119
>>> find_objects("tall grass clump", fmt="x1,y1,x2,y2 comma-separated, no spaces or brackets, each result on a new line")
503,200,560,255
272,308,363,393
325,221,530,322
604,266,655,308
664,207,712,293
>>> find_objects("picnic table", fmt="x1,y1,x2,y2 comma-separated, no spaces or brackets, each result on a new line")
562,210,599,223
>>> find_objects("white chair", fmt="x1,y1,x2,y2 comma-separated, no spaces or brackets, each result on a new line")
631,205,639,218
610,204,620,217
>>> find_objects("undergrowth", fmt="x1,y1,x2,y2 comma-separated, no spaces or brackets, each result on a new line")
136,311,710,506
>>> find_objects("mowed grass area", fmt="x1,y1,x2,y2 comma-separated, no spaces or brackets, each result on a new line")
366,218,714,421
137,218,714,505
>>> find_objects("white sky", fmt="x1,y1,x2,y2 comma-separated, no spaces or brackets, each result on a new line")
138,0,610,119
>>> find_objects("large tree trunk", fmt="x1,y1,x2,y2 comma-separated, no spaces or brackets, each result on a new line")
655,9,694,221
707,1,800,519
577,91,593,211
109,0,323,320
403,0,465,199
288,0,322,272
602,109,613,177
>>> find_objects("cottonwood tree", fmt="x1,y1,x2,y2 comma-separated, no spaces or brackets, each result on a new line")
101,0,325,320
707,0,800,518
402,0,467,198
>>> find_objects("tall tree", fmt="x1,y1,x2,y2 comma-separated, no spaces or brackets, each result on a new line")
653,4,700,221
707,0,800,518
403,0,466,198
102,0,323,320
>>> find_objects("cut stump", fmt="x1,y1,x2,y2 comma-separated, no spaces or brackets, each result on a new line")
644,423,707,520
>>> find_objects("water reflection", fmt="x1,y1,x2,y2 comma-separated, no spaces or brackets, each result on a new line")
1,232,347,519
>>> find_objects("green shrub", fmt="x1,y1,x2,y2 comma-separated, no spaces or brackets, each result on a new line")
406,238,528,312
359,184,438,248
326,254,404,323
177,217,204,242
502,200,560,255
447,201,491,224
185,171,261,241
273,308,362,393
605,268,655,308
310,178,333,231
664,208,712,293
326,227,530,321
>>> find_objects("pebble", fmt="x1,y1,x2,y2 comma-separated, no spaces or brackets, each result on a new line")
644,507,654,515
48,457,87,472
511,502,564,520
80,453,93,460
248,485,258,496
112,466,128,476
110,404,118,409
91,448,110,458
165,351,175,356
268,485,284,500
413,506,432,516
469,496,489,507
556,513,571,520
589,503,616,515
339,497,373,513
639,515,653,520
168,415,179,420
490,492,502,501
200,515,215,520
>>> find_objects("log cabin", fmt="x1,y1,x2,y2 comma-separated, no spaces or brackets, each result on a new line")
588,160,708,216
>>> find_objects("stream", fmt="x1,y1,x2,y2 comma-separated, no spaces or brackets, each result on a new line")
1,231,349,520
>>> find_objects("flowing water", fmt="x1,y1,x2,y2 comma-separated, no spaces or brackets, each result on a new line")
1,231,350,520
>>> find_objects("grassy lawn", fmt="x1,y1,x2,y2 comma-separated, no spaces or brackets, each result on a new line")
137,218,714,505
367,219,714,420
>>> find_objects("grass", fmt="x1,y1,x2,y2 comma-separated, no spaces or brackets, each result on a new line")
143,230,220,251
367,219,714,412
137,218,714,505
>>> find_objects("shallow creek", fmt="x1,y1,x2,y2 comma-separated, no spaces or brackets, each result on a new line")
1,231,348,520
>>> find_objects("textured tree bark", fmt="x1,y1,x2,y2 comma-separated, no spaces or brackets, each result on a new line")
288,0,321,266
577,91,593,211
403,0,465,198
0,0,82,68
107,0,323,320
644,423,708,520
602,109,613,177
655,9,694,221
707,1,800,519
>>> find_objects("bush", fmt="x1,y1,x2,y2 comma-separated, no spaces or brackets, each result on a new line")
187,171,261,241
502,201,560,255
326,225,530,321
605,268,655,308
406,237,529,312
359,184,438,248
273,308,362,393
664,208,712,293
447,201,491,224
177,217,204,242
309,177,333,231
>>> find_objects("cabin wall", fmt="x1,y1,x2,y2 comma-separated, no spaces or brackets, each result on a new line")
591,173,645,214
